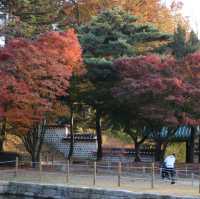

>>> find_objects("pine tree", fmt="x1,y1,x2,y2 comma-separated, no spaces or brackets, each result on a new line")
79,8,171,59
171,25,187,59
186,30,200,55
78,8,171,160
170,25,200,59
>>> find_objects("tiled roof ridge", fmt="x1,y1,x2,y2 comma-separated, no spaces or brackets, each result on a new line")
64,133,96,138
63,133,97,141
47,124,69,128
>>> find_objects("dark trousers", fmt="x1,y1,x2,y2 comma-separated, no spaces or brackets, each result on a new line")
161,167,175,183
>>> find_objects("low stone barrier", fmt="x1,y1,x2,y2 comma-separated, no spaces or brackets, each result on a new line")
0,182,199,199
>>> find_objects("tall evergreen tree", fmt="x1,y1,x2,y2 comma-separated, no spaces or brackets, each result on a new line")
170,25,200,59
171,25,187,59
78,8,171,160
186,30,200,54
79,8,171,58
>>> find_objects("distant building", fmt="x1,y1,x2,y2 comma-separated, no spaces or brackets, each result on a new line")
43,125,97,161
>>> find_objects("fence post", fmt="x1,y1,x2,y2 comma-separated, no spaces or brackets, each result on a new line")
151,162,155,189
66,160,70,183
199,168,200,193
176,169,178,179
199,176,200,193
93,161,96,186
185,166,188,177
142,166,146,175
118,161,122,187
191,173,194,187
52,154,54,168
46,153,49,164
15,157,19,177
39,155,42,181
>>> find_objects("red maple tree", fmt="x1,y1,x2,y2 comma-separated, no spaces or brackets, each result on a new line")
0,29,82,152
112,54,200,161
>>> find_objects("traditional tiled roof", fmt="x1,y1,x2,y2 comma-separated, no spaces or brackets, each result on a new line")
47,124,69,128
146,126,192,140
63,133,97,141
44,129,97,159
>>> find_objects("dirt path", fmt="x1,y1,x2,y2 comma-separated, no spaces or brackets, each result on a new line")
0,169,199,197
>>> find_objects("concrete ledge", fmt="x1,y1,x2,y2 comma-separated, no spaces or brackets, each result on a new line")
0,182,199,199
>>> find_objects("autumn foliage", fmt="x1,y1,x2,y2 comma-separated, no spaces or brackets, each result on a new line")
0,28,82,133
112,54,200,128
62,0,188,33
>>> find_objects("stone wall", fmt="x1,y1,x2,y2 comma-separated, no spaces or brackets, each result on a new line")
0,182,199,199
44,126,97,160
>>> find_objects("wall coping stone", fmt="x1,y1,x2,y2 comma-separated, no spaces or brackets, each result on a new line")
0,182,199,199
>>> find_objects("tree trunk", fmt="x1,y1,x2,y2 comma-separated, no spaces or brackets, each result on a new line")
199,135,200,163
160,149,165,162
96,109,102,161
186,140,190,163
0,118,7,152
186,126,195,163
68,105,74,160
127,129,148,162
190,126,195,163
31,154,36,168
22,120,46,168
155,141,162,161
160,141,168,161
154,127,179,162
134,142,141,162
31,152,40,168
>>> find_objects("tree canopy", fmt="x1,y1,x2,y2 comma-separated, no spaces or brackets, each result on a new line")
79,8,171,59
0,0,66,38
170,25,200,59
1,0,200,163
0,28,82,151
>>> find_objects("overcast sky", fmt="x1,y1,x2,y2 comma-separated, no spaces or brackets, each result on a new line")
181,0,200,35
164,0,200,35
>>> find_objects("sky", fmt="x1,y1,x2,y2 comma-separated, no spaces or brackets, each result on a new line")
164,0,200,35
181,0,200,34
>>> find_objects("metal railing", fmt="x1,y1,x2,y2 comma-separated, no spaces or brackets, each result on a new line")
0,158,200,195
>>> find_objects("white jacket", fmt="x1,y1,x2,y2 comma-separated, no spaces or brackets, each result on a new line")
164,155,175,168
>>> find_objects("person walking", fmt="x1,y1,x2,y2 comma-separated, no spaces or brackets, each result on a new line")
162,153,176,184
